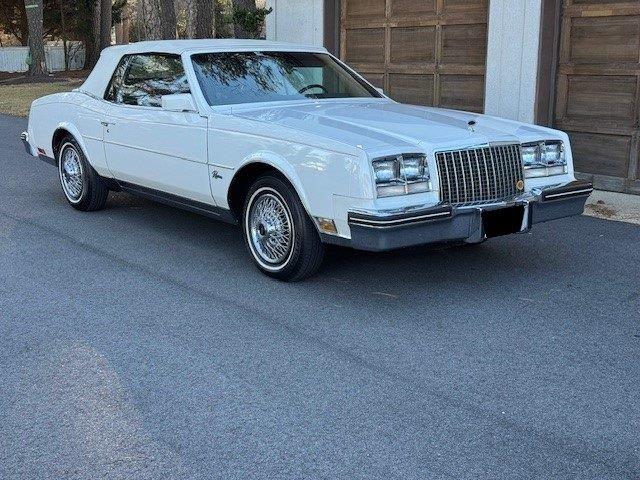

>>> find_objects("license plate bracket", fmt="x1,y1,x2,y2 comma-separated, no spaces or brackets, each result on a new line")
482,205,525,238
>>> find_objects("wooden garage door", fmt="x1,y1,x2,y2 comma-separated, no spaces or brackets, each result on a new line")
554,0,640,193
340,0,488,112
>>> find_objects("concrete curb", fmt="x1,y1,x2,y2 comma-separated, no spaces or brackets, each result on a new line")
584,190,640,225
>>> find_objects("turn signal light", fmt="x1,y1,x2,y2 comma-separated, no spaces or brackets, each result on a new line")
316,217,338,234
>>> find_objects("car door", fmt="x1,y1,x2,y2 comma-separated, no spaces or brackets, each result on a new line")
102,53,213,204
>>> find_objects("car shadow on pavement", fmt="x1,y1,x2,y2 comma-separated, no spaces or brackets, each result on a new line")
98,190,576,314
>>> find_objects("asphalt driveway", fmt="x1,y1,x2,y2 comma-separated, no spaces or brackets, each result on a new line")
1,114,639,479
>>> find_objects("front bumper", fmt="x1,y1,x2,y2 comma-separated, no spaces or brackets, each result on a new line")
347,180,593,251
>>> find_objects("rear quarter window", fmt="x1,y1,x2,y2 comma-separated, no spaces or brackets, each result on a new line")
104,53,190,107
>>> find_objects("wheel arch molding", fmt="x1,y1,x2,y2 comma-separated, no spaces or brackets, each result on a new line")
51,123,88,163
226,158,313,223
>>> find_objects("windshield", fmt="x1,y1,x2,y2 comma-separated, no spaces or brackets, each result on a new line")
191,51,381,106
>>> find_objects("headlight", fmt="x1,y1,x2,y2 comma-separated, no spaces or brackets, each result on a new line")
522,141,567,178
372,154,430,197
373,159,397,184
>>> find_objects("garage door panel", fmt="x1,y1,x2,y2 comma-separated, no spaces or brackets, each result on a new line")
443,0,488,12
362,73,385,89
441,24,487,66
564,75,637,124
555,1,640,192
572,0,638,5
344,28,385,65
390,0,436,17
567,131,631,178
570,16,640,65
390,27,436,66
346,0,385,19
342,0,487,110
388,74,435,105
440,74,485,112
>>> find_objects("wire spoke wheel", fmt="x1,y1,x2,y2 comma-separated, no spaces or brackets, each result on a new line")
242,176,324,281
59,145,84,202
55,135,109,212
248,190,294,267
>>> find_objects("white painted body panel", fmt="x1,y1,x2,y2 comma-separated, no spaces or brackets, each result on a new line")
26,40,577,241
27,91,111,177
206,112,368,235
103,104,211,203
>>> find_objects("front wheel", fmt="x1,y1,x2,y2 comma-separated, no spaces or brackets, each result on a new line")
242,175,324,281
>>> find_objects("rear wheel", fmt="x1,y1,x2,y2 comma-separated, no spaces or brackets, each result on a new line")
243,175,324,281
57,136,108,211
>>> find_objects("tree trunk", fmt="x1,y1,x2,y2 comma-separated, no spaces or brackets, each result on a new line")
185,0,196,39
117,3,131,44
62,36,68,72
141,0,164,40
122,7,131,44
190,0,214,39
24,0,47,76
160,0,177,39
232,0,256,39
58,0,69,70
141,0,176,40
115,21,124,44
86,0,102,68
100,0,112,50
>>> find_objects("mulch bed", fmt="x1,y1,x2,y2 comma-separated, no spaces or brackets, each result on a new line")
0,70,90,85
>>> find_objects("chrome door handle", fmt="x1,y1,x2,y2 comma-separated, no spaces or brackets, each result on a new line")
101,121,115,126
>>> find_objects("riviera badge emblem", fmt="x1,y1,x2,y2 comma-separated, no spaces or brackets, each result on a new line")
516,180,524,191
467,120,476,133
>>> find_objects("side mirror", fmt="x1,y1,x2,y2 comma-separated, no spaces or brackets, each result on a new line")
375,87,385,96
161,93,198,113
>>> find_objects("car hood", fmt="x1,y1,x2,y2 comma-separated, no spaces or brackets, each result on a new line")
231,99,551,156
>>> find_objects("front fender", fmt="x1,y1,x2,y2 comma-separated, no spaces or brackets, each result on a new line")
230,147,372,222
236,152,314,214
208,121,375,238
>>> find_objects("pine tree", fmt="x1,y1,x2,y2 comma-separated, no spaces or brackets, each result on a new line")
23,0,47,75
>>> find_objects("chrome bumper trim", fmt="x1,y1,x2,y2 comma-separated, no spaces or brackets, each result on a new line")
348,205,453,229
348,180,593,231
539,181,593,201
545,188,593,200
349,211,451,228
345,180,592,251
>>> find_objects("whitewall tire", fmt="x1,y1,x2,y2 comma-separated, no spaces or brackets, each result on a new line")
56,135,108,211
242,174,324,281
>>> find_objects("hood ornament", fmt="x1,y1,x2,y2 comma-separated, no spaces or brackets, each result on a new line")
467,120,477,133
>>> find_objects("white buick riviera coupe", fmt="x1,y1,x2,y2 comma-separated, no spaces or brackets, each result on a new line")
22,40,593,281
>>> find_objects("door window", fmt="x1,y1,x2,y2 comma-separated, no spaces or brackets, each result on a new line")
105,54,190,107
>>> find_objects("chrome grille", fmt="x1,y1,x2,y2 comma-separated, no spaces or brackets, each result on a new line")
436,144,524,205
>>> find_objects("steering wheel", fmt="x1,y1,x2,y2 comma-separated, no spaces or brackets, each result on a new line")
298,84,328,95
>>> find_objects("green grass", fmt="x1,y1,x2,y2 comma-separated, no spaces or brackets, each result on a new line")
0,81,82,117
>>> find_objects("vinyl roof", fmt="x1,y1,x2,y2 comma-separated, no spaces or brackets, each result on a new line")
102,39,327,55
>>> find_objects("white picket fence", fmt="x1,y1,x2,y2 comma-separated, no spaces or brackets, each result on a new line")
0,43,85,73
